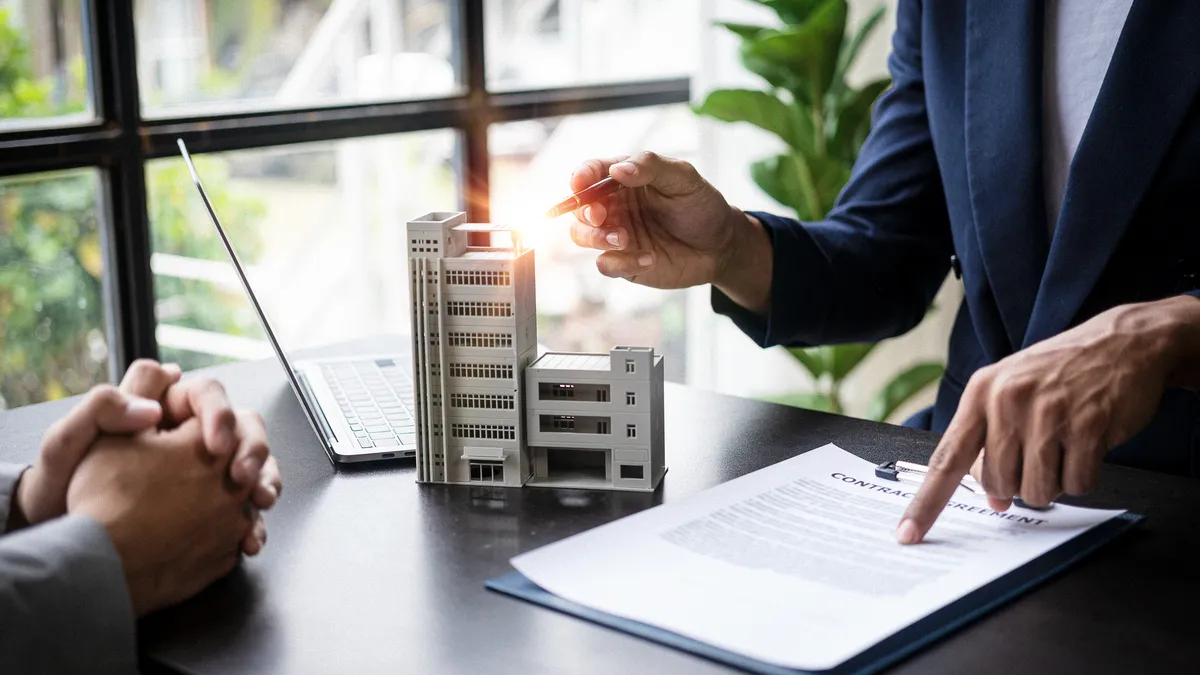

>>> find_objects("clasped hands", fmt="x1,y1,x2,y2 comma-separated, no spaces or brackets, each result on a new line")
8,359,283,615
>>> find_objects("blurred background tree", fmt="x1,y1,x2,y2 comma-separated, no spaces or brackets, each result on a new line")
0,6,264,408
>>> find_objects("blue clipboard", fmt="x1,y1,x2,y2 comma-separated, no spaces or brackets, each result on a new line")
486,512,1143,675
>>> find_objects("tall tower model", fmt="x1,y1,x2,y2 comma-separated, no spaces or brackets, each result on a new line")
407,212,537,486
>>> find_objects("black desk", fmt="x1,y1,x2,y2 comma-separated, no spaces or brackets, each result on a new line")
1,340,1198,674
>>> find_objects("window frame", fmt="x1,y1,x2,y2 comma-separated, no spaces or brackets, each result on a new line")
0,0,690,376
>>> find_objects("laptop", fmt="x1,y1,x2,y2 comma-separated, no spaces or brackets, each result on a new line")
177,138,416,464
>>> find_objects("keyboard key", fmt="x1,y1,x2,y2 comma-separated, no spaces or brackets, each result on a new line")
364,424,391,433
373,438,400,447
369,431,395,440
398,433,416,445
357,439,374,448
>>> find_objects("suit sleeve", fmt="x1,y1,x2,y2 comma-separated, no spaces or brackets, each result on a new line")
713,0,954,347
0,463,23,532
0,463,137,674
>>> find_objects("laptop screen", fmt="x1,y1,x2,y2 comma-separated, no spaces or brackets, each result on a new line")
177,138,331,453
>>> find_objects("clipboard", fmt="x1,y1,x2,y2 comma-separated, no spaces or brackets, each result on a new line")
486,512,1143,675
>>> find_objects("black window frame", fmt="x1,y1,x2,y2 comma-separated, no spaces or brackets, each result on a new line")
0,0,689,376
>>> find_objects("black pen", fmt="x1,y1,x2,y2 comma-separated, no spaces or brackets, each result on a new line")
545,176,625,218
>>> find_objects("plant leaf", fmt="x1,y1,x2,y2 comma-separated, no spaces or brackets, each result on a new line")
743,0,847,104
750,0,825,24
761,391,836,413
835,5,885,87
752,151,849,219
784,346,828,378
830,78,889,161
716,21,771,40
829,342,876,380
752,153,820,218
694,89,812,153
739,43,798,92
811,154,853,214
865,363,944,422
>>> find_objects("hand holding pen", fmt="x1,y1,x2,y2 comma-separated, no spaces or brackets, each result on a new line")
550,152,771,307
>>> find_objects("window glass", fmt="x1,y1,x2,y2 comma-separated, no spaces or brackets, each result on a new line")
135,0,458,117
489,105,697,383
147,131,459,370
486,0,696,91
0,168,110,408
0,1,94,130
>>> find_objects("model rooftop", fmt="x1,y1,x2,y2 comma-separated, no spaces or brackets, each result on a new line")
529,348,663,373
454,250,523,260
530,353,613,371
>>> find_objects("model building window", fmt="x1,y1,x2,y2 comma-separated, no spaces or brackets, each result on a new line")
552,416,575,431
451,424,516,440
625,392,636,405
552,384,575,398
626,424,637,438
469,461,504,482
597,420,610,434
596,388,609,402
625,359,635,373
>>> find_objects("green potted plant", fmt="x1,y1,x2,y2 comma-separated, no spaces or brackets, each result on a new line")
695,0,943,422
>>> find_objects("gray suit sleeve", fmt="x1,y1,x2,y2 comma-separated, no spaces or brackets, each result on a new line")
0,464,137,674
0,462,25,531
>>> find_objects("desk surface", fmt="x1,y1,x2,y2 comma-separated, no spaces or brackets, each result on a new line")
1,338,1198,674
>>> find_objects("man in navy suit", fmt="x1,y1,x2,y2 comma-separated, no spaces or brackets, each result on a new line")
566,0,1200,542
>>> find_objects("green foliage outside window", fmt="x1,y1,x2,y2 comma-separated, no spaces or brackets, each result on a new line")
0,8,264,407
695,0,944,422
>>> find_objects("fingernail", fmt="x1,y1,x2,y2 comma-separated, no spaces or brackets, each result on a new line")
214,426,235,454
162,362,182,377
606,232,621,248
896,519,920,545
582,205,596,226
637,253,654,267
125,397,162,417
613,162,637,176
241,454,266,480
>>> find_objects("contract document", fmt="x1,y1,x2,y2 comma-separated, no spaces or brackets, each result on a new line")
510,444,1126,671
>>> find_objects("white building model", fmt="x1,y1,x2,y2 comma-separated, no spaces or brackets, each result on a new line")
406,211,666,492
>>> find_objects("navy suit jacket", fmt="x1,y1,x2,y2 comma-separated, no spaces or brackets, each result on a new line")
714,0,1200,476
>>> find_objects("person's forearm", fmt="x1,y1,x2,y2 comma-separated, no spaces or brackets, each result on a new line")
1162,293,1200,389
713,208,774,316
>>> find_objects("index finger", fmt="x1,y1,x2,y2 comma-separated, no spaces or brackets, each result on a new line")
119,359,182,401
570,156,631,192
164,377,238,457
897,405,987,544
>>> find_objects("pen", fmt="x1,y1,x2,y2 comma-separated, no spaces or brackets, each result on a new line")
875,460,1052,510
545,176,625,218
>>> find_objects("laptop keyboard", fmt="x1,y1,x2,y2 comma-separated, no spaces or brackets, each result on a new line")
322,359,417,449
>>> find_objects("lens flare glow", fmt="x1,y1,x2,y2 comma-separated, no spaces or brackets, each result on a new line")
490,182,567,253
